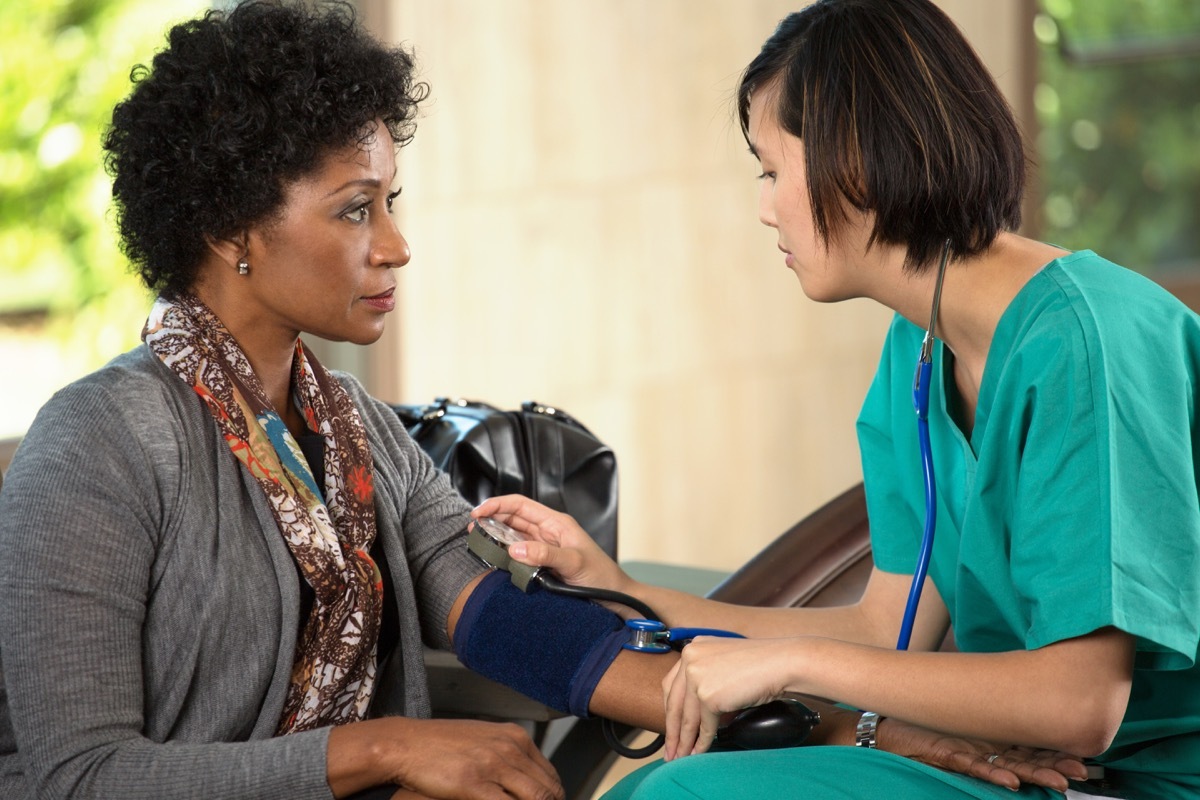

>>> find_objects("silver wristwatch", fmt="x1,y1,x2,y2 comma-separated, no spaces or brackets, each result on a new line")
855,711,882,748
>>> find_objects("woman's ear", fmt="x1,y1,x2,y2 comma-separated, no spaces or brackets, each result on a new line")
204,231,249,269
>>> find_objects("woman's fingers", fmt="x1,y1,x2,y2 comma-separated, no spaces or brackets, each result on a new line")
879,718,1090,794
1012,747,1088,780
377,718,563,800
990,748,1088,791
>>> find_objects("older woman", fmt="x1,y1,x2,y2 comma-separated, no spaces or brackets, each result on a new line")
0,3,619,798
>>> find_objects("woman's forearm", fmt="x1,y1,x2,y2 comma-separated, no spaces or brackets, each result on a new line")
327,716,564,799
327,720,392,797
589,648,677,730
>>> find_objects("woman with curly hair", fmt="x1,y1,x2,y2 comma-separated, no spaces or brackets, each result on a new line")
0,3,673,798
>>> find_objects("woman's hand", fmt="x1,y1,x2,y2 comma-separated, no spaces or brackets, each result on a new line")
328,717,562,800
471,495,630,595
385,719,562,800
879,717,1089,793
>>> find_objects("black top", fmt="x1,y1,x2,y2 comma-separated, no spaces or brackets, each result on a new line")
296,431,400,668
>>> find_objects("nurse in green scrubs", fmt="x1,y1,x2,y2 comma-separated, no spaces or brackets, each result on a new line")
475,0,1200,797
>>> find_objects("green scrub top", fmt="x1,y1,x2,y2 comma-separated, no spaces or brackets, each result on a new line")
859,250,1200,798
603,251,1200,800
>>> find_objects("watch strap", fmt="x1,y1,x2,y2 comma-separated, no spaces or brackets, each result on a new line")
855,710,883,748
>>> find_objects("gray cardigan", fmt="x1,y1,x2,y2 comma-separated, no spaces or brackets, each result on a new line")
0,345,484,799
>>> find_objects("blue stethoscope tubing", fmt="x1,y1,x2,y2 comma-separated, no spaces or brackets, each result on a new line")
896,239,952,652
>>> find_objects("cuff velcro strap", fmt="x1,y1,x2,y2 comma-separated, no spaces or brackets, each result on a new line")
453,570,625,717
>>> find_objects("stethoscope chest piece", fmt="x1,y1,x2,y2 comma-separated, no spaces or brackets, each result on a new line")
623,619,672,653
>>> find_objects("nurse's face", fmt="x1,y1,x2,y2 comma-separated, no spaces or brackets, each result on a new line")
747,90,873,302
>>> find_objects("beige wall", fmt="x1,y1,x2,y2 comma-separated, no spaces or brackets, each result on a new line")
366,1,1030,572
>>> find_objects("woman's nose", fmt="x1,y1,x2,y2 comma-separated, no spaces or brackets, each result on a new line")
757,182,777,229
374,217,411,269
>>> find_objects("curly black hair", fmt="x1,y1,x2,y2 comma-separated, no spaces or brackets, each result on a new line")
103,0,427,297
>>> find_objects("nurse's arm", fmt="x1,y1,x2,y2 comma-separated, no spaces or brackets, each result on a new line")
556,564,950,653
496,504,949,651
583,630,1091,794
776,625,1134,757
441,574,1090,794
478,494,920,647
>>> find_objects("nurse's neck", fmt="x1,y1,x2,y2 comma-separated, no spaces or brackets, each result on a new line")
879,233,1067,415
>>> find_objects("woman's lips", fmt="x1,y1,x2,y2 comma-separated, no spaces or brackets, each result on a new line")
362,287,396,312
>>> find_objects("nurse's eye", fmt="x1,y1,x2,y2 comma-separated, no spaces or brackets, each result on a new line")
386,187,402,214
756,171,776,182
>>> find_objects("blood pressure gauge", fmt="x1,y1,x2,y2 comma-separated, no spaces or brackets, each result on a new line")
467,517,542,592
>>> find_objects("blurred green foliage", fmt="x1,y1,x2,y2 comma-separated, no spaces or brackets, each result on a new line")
1035,0,1200,277
0,0,202,361
0,0,1196,378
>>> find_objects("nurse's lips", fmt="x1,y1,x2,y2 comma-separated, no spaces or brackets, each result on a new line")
779,245,794,268
362,287,396,312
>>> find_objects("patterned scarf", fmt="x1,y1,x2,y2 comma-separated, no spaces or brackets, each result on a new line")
143,293,382,734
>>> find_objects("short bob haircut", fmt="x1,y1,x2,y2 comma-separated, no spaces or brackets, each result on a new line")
103,0,427,298
737,0,1026,271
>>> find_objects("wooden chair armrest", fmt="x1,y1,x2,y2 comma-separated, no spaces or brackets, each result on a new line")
424,648,564,723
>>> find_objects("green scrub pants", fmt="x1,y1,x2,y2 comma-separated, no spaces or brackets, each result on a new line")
602,747,1071,799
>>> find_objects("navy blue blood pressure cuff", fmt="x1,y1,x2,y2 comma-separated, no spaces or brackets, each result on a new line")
453,570,626,717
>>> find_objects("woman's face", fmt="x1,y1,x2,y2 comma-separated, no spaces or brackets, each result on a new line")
238,119,409,348
747,90,874,302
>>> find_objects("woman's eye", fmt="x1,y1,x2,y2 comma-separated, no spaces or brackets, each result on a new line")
756,171,776,182
386,188,402,213
345,204,369,223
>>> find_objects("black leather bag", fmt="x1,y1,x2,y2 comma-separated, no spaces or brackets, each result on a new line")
393,398,619,558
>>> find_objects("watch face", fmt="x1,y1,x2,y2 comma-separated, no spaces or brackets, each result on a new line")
475,516,527,547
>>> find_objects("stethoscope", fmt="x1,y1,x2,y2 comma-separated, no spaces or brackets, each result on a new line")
897,238,952,651
594,240,953,656
468,518,807,758
469,244,951,750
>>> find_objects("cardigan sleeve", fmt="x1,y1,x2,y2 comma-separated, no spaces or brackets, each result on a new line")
333,374,484,652
0,367,335,800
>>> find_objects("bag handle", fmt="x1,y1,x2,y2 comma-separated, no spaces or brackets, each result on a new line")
398,397,598,438
520,401,595,435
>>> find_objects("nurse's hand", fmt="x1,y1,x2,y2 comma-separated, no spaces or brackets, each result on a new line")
471,495,630,595
662,636,793,760
879,718,1089,792
662,637,1090,793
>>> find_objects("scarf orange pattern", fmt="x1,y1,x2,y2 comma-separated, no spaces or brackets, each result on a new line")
143,294,382,733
